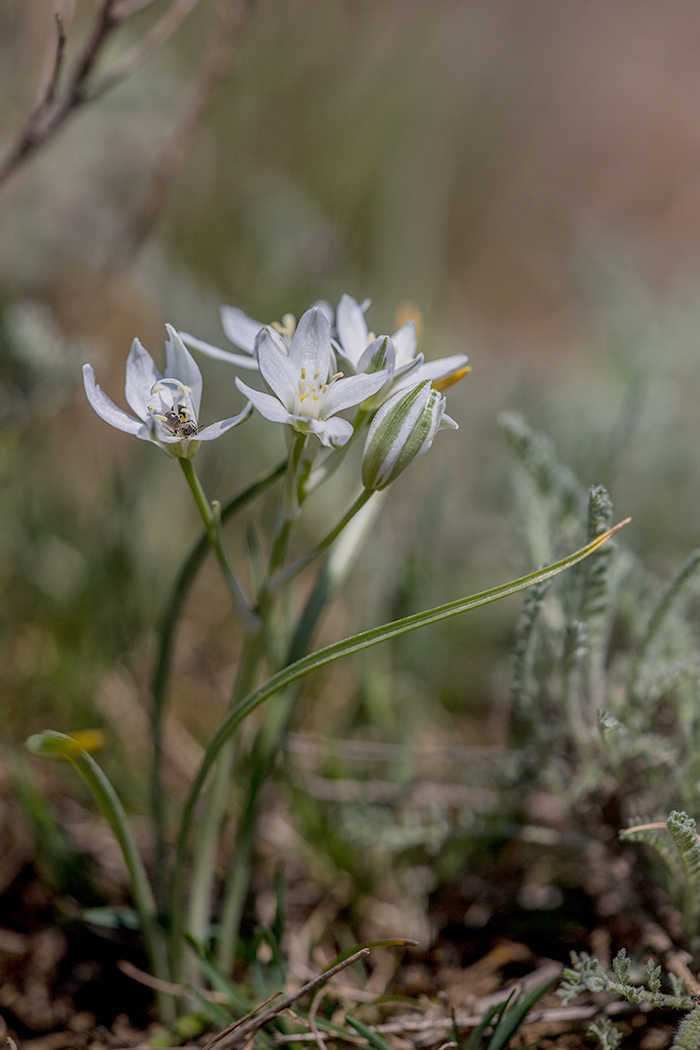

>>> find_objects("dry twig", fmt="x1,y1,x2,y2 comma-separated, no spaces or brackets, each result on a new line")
201,948,371,1050
0,0,202,188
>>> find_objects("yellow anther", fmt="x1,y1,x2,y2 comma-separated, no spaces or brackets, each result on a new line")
301,367,307,380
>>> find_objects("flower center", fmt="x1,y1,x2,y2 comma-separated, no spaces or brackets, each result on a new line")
148,379,198,438
295,367,342,418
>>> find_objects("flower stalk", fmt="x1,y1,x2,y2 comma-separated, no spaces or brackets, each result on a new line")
179,459,259,633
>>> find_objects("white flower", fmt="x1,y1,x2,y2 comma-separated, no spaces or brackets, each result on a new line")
361,380,458,490
336,293,469,391
235,306,389,449
82,325,251,459
180,303,335,371
180,293,469,396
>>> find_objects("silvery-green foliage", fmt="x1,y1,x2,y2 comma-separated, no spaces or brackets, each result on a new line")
624,811,700,954
672,1006,700,1049
566,949,700,1050
560,949,690,1010
587,1017,622,1050
503,414,700,823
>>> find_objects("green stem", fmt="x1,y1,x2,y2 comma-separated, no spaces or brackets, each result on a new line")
280,432,307,522
183,629,265,977
268,489,375,592
149,461,285,916
171,520,628,970
26,732,175,1026
179,459,259,634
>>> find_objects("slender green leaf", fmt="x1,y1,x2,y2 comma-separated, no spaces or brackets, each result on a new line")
170,518,629,976
487,976,558,1050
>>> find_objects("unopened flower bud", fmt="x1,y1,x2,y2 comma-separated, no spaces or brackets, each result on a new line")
361,380,457,490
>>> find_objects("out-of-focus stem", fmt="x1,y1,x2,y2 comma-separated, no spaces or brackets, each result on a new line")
149,461,284,919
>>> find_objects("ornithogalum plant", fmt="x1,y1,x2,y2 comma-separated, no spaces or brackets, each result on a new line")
28,295,626,1027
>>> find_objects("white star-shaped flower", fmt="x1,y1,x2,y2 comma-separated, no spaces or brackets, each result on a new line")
83,325,251,459
235,307,389,448
335,294,469,390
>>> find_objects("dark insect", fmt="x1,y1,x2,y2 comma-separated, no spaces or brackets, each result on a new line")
161,405,198,438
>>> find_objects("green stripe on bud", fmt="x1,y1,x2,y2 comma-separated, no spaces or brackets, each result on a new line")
361,380,457,490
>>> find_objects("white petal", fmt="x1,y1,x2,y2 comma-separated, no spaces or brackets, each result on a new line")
196,402,253,440
235,378,292,424
312,299,335,326
165,324,203,416
320,369,390,416
125,338,161,420
391,320,417,366
393,352,424,378
408,354,469,384
289,306,332,377
307,415,354,448
356,336,396,376
220,306,264,353
84,364,150,439
180,331,261,370
336,294,369,367
256,328,299,407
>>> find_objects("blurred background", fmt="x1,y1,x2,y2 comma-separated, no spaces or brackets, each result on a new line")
4,0,700,987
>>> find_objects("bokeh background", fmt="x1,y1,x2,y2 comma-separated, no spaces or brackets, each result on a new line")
4,0,700,961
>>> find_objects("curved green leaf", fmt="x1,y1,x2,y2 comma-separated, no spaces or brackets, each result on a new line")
170,519,629,975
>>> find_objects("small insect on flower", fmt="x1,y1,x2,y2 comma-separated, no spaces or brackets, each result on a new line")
159,405,199,438
83,325,251,458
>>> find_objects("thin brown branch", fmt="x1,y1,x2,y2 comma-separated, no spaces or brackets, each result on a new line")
88,0,202,101
202,949,371,1050
0,0,117,186
43,12,67,109
0,0,202,189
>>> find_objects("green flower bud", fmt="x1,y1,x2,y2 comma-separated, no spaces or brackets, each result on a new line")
361,380,457,490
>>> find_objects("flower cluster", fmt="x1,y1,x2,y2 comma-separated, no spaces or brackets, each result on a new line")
84,294,467,482
83,325,250,459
